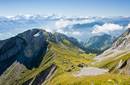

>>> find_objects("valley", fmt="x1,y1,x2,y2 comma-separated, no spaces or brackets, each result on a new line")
0,28,130,85
0,0,130,85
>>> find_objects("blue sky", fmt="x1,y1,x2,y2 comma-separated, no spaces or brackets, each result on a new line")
0,0,130,16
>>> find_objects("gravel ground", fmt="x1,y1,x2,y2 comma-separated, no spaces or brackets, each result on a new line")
74,67,108,77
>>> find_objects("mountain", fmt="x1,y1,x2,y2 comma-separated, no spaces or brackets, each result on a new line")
48,28,130,85
93,28,130,75
0,16,130,85
0,29,92,85
84,34,113,54
1,28,130,85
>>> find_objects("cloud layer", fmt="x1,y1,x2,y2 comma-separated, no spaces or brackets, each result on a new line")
127,23,130,28
0,15,129,41
92,23,123,34
55,19,72,28
55,18,95,29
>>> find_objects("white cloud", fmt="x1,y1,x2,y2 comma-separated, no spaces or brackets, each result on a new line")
127,23,130,28
55,19,72,28
73,19,95,24
55,18,95,29
54,18,95,40
43,27,53,32
71,31,82,36
92,23,123,34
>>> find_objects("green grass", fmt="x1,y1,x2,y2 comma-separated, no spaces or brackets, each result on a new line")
1,40,130,85
48,73,130,85
39,42,94,85
46,42,130,85
3,41,94,85
62,39,71,46
91,53,130,72
50,42,94,73
17,44,55,84
0,43,55,85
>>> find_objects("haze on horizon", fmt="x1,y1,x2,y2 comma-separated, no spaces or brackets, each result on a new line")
0,0,130,17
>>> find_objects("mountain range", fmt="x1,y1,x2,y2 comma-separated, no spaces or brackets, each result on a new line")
83,34,113,54
94,28,130,74
0,27,130,85
0,29,87,85
0,15,130,54
0,15,130,85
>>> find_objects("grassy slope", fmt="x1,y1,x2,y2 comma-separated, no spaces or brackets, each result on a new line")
47,53,130,85
46,42,130,85
20,40,95,85
0,39,94,85
92,53,130,73
49,73,130,85
0,42,55,85
1,38,130,85
48,42,130,85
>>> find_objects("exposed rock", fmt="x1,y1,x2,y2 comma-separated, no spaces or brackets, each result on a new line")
77,63,86,68
95,28,130,60
0,28,85,85
66,69,72,72
0,29,48,75
23,64,57,85
120,59,130,75
93,28,130,75
73,67,108,77
17,29,48,69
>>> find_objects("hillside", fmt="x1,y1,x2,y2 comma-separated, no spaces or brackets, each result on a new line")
84,34,113,54
92,28,130,74
48,28,130,85
0,29,94,85
0,28,130,85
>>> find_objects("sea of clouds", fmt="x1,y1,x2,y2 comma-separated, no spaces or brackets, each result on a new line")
0,15,129,41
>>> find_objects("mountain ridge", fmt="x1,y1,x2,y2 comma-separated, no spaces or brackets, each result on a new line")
1,28,130,85
0,28,91,85
93,28,130,75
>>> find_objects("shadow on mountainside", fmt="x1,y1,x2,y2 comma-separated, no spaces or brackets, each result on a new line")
0,29,48,75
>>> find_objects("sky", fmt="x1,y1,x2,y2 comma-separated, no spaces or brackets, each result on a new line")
0,0,130,16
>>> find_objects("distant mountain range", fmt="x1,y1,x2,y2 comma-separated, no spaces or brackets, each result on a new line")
0,15,129,54
83,34,113,54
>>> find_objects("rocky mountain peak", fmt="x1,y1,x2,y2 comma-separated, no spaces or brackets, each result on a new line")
0,28,83,75
0,29,49,75
95,28,130,59
112,28,130,50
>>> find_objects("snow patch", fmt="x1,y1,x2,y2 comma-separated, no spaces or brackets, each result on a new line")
34,32,40,37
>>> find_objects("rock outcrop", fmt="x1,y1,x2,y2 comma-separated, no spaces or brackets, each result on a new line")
94,28,130,75
0,28,84,85
0,29,48,75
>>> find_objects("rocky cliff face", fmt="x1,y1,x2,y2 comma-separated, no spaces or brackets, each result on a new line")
0,29,49,75
94,28,130,75
95,28,130,58
112,28,130,49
